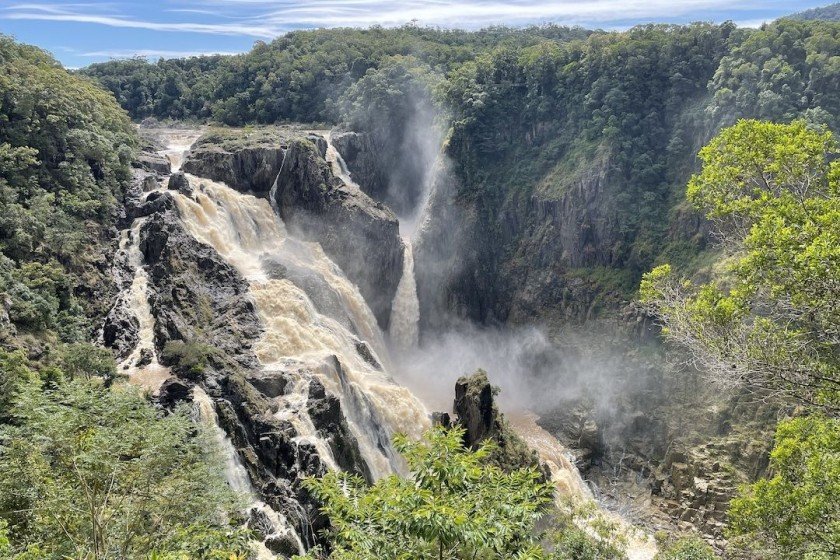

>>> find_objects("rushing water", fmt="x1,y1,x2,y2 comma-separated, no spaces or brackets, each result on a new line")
388,239,420,352
193,387,305,558
172,175,430,479
116,217,172,391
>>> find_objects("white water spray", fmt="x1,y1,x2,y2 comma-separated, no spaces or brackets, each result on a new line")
172,175,430,480
193,387,305,558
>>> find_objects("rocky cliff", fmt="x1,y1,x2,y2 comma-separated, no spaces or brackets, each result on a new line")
272,138,404,330
105,157,385,553
181,127,328,197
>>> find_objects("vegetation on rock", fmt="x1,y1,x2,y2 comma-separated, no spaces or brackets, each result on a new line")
0,349,249,560
641,119,839,558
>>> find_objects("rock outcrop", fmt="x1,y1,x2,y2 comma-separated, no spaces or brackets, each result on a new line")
452,370,541,472
272,138,404,329
182,145,285,196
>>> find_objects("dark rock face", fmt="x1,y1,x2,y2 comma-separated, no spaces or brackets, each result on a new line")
139,205,262,372
330,131,389,201
414,145,709,329
157,378,193,410
453,370,497,449
307,377,373,482
272,138,404,330
182,145,285,196
414,160,499,333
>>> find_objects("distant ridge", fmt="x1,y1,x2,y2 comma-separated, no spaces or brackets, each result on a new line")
788,3,840,21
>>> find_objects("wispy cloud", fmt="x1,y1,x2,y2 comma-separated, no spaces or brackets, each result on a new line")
4,3,277,37
79,48,242,59
2,0,789,39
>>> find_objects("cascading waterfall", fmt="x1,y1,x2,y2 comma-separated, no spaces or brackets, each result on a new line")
116,216,172,391
172,175,430,480
389,240,420,351
323,133,422,352
193,387,305,558
118,128,654,559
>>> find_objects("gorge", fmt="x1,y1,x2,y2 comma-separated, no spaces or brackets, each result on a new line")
1,12,838,560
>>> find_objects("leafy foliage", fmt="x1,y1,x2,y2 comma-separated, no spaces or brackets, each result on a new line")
641,120,839,558
0,350,249,560
728,415,839,559
298,426,553,560
641,120,839,409
653,535,716,560
0,35,136,343
80,26,591,124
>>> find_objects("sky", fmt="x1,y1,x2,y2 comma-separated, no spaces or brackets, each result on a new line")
0,1,829,68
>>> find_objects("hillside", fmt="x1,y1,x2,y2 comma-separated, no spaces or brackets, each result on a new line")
789,2,840,21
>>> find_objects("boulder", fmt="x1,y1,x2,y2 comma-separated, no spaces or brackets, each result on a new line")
134,152,171,175
157,378,192,409
167,172,193,196
453,369,497,448
271,138,404,329
101,298,139,360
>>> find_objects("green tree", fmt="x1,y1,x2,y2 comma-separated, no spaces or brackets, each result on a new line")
653,536,716,560
641,120,839,410
0,352,249,560
640,120,839,558
727,415,839,559
298,426,553,560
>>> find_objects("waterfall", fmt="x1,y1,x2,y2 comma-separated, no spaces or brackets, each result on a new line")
389,239,420,351
323,133,422,352
172,175,430,480
116,217,171,391
193,387,305,558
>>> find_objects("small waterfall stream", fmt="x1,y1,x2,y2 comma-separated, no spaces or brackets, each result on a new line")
193,387,305,558
389,239,420,351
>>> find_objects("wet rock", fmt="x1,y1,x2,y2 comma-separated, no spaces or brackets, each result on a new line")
246,369,288,398
157,378,192,409
431,411,452,428
272,138,404,329
135,152,171,175
307,377,373,482
102,299,139,360
142,175,160,192
136,348,153,367
329,131,388,201
262,251,357,335
265,532,300,556
182,145,285,196
167,172,193,196
354,341,381,370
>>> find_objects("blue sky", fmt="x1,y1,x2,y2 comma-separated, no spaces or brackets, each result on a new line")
0,1,828,68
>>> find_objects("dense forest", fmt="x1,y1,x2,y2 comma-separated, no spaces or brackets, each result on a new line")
0,9,838,560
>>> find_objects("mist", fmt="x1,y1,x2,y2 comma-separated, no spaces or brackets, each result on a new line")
390,321,658,420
